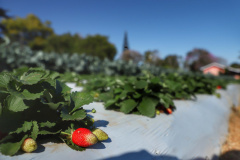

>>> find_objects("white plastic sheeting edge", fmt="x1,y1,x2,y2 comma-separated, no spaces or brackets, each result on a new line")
1,84,240,160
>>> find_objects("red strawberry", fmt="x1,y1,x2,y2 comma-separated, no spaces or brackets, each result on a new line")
166,108,172,114
216,85,222,89
72,128,98,147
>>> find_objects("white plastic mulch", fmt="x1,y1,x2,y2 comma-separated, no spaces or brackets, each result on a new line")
1,84,239,160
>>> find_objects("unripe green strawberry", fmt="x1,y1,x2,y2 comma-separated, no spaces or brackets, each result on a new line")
21,138,37,153
155,109,160,115
92,128,108,141
72,128,98,147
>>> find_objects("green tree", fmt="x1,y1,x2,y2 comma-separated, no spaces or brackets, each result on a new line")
1,14,54,50
121,50,142,63
44,33,82,54
185,48,216,71
79,34,117,60
0,8,11,43
230,63,240,68
144,50,163,66
163,55,179,69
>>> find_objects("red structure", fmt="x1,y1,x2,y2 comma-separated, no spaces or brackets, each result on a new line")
200,62,225,76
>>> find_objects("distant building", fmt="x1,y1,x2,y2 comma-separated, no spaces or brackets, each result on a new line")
200,62,225,76
200,62,240,79
227,66,240,79
122,32,129,52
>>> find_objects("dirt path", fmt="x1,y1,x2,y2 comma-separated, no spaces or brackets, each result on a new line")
220,106,240,160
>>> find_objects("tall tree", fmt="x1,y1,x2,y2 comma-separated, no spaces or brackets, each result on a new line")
44,33,82,54
121,50,142,63
0,8,10,43
144,50,163,66
1,14,54,50
185,48,216,71
79,34,117,60
230,63,240,68
163,55,179,69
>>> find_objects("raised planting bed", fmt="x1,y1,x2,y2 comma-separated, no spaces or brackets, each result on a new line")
1,84,239,160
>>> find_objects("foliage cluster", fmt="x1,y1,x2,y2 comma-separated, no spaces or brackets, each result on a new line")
0,41,171,75
71,72,231,118
1,14,117,60
0,67,95,156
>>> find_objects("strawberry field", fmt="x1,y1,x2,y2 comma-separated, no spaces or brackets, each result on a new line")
0,42,240,159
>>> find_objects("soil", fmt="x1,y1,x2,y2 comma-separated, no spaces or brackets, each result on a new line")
220,106,240,160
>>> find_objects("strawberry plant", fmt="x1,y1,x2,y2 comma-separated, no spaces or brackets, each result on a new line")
79,72,233,117
0,67,97,156
90,75,176,118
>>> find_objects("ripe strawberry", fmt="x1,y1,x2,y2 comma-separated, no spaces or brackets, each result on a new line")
92,128,108,141
72,128,98,147
166,108,172,114
21,138,37,153
216,85,222,89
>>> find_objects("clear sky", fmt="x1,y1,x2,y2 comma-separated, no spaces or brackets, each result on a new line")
1,0,240,65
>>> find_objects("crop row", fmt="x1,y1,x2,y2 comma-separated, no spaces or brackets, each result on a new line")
0,66,239,156
0,67,96,156
0,41,170,75
59,71,238,117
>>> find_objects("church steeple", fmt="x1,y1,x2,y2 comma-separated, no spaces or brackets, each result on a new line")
123,32,129,52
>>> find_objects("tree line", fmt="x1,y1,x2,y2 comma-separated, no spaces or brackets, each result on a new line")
0,13,116,60
0,8,236,72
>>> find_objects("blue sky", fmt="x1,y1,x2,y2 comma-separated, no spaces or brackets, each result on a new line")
1,0,240,65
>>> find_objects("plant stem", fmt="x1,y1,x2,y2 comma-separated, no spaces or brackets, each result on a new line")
60,131,71,135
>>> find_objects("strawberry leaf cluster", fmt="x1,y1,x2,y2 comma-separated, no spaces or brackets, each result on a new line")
81,72,230,117
0,67,94,156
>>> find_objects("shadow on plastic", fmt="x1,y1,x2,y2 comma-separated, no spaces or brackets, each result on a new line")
103,149,240,160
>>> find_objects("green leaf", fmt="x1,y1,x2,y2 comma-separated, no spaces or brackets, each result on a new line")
38,130,61,135
135,80,148,89
31,121,39,140
99,92,113,102
39,121,56,128
160,96,172,108
61,107,86,121
0,73,10,88
40,95,63,110
56,80,71,95
12,67,29,76
70,92,93,113
0,135,28,156
48,71,60,79
105,99,117,108
6,95,29,112
20,71,44,85
7,80,24,98
119,99,137,114
22,89,44,100
0,90,9,106
150,77,160,84
59,137,85,151
124,84,134,92
9,121,32,134
114,88,123,94
137,96,158,117
0,103,2,115
133,92,141,99
0,135,14,144
118,90,127,100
